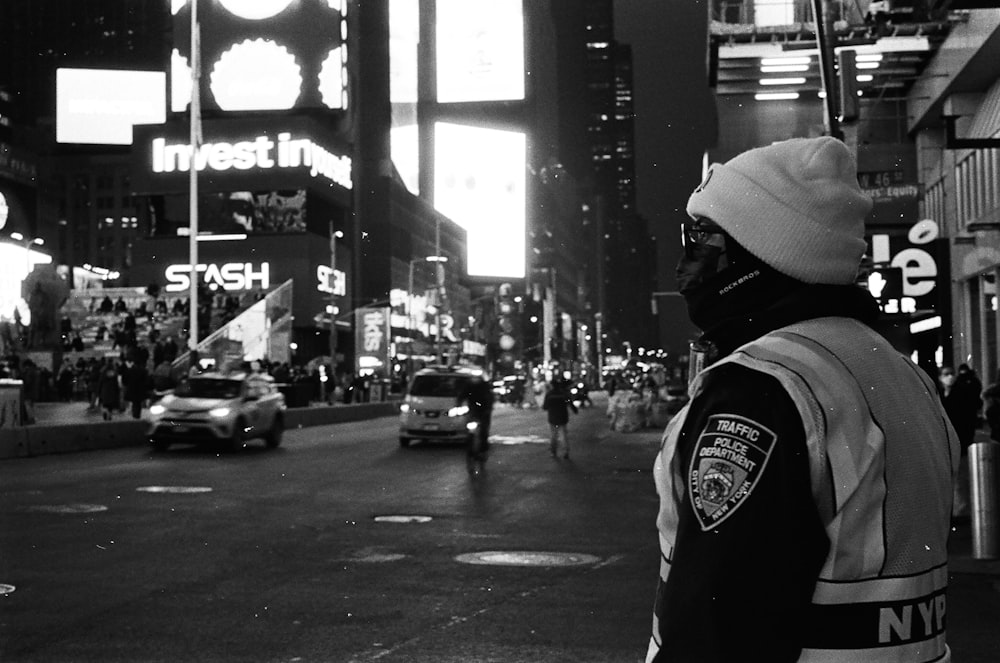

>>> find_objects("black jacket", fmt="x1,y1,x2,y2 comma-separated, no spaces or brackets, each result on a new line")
652,284,880,663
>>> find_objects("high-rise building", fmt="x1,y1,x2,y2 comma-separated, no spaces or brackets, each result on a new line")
0,0,170,275
0,0,168,123
553,0,657,363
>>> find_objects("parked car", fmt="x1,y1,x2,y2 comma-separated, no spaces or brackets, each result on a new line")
146,371,286,452
399,366,484,447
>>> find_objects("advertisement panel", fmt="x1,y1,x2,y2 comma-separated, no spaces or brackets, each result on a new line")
131,117,352,204
155,189,308,236
355,307,391,376
128,233,348,328
56,69,166,145
865,220,947,317
434,122,526,279
436,0,525,103
171,0,347,113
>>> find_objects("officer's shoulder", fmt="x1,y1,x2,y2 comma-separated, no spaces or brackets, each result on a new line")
701,361,786,393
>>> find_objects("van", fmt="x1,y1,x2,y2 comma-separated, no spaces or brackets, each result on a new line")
398,366,484,447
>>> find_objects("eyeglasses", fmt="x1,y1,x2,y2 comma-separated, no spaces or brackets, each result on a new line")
681,218,727,257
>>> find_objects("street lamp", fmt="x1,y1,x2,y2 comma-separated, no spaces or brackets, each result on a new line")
329,226,344,382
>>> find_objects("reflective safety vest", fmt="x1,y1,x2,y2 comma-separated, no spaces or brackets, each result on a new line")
649,317,959,663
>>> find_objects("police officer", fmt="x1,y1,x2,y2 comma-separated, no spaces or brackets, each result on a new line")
646,137,959,662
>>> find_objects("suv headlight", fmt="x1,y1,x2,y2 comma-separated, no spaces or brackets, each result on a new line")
209,407,232,418
149,404,167,416
448,405,469,418
400,403,410,414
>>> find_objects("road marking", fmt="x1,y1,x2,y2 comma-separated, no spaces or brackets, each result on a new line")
0,584,15,595
341,548,408,563
454,551,601,567
136,486,213,494
25,504,108,514
490,435,549,446
373,515,432,523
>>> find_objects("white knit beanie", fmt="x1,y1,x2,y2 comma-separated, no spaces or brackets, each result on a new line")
685,136,873,285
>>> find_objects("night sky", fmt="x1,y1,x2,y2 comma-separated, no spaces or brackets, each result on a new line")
615,1,717,352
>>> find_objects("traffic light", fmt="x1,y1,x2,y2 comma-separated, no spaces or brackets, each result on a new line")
496,283,520,367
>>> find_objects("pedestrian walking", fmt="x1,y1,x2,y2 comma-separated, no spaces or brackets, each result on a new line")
940,364,981,520
542,379,578,459
20,358,39,424
122,357,149,419
97,358,122,421
646,137,959,662
464,375,495,473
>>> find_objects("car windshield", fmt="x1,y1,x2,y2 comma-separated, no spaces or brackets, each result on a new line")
409,375,470,397
175,378,242,399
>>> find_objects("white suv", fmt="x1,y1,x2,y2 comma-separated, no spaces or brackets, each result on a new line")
147,371,286,452
398,367,483,447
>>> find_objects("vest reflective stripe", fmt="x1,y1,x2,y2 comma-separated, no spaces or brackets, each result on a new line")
812,564,948,604
799,638,949,663
648,405,687,661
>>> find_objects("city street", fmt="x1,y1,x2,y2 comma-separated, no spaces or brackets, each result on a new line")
3,394,1000,662
1,396,662,662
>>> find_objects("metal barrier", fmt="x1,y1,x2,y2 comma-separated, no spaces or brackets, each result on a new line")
970,441,1000,559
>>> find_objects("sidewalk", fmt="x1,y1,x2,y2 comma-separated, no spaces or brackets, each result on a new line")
31,400,114,426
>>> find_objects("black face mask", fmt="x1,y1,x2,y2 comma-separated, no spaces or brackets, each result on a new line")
677,237,800,332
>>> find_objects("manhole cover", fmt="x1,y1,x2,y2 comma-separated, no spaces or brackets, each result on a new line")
455,551,601,567
26,504,108,514
136,486,213,494
0,584,15,595
373,515,433,523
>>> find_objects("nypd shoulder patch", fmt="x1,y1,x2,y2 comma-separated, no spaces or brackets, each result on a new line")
688,413,776,531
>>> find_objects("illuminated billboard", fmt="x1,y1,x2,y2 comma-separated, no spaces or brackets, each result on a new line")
56,69,166,145
131,117,352,204
171,0,347,113
0,242,52,325
436,0,525,103
389,0,420,195
129,233,349,328
434,122,526,279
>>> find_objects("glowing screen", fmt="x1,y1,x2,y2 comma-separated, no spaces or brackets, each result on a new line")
436,0,525,103
56,69,166,145
391,125,420,196
0,244,52,325
434,122,525,279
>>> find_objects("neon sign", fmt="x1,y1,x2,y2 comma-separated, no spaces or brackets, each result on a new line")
316,266,347,296
150,132,353,190
164,261,270,292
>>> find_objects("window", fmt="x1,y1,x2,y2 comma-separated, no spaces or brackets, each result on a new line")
754,0,795,26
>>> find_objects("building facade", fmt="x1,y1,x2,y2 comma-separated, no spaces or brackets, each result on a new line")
908,9,1000,383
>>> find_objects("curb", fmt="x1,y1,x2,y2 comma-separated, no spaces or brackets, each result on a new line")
0,401,402,460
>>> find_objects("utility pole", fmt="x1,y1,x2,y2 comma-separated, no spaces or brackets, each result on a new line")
811,0,843,140
187,0,201,357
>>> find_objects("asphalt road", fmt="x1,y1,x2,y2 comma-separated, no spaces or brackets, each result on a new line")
1,397,663,663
